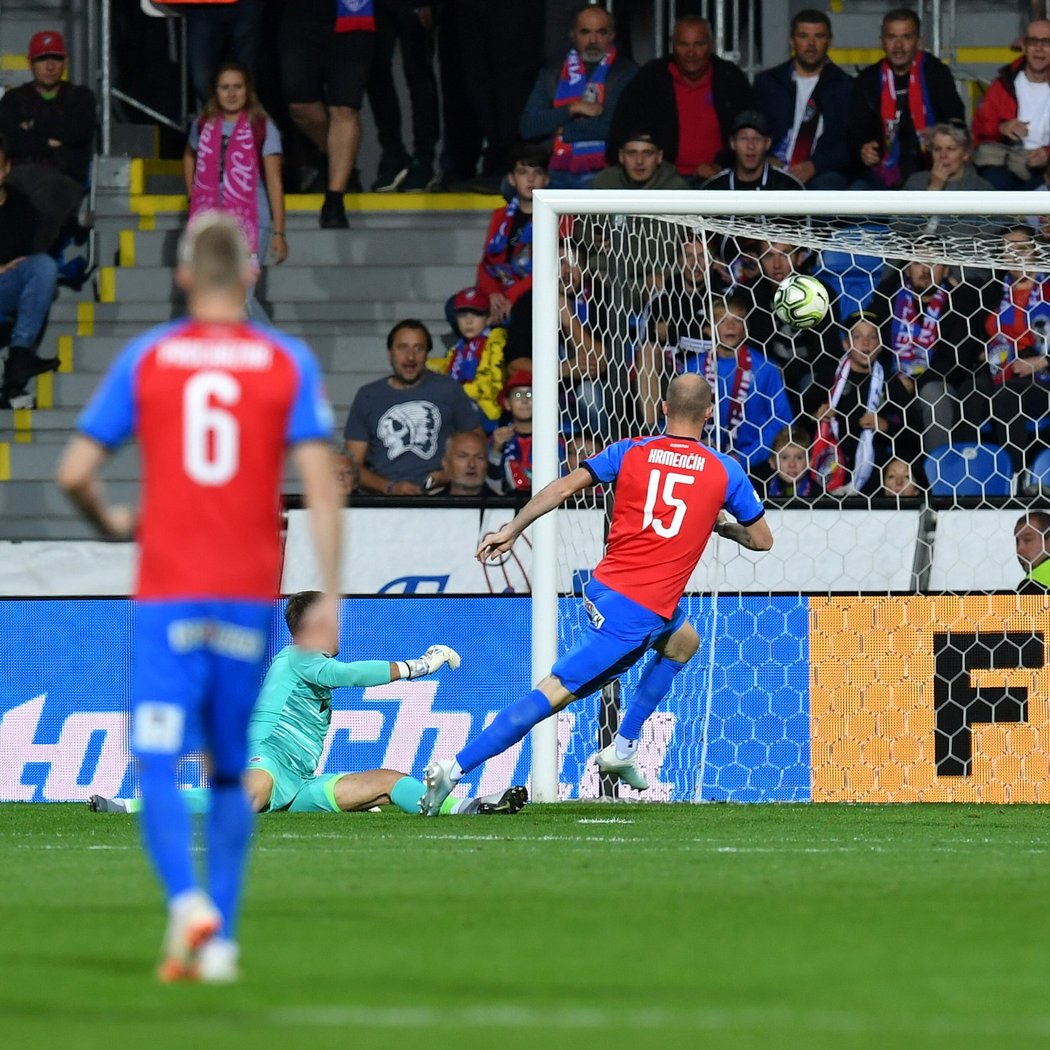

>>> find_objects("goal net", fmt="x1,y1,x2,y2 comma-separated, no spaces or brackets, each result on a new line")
529,190,1050,806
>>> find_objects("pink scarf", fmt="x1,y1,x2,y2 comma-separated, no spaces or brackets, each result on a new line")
190,112,260,258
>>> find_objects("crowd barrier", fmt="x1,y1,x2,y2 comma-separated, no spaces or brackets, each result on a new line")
2,594,1047,804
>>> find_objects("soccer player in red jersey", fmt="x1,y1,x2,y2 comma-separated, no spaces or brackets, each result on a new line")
56,213,343,982
422,373,773,813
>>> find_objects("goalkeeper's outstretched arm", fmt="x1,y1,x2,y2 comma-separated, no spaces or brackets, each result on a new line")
298,645,463,688
476,467,595,561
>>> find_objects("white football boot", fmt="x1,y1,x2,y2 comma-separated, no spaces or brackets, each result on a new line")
594,743,650,791
157,888,222,982
422,758,457,816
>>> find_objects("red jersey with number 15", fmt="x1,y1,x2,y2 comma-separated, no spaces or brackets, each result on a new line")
77,319,333,600
582,434,765,618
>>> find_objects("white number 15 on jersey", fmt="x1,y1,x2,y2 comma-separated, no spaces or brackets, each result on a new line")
642,469,693,538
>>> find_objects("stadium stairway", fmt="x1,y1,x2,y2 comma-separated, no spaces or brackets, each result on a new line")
0,154,500,539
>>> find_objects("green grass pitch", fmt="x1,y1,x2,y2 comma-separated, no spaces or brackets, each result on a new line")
1,802,1048,1050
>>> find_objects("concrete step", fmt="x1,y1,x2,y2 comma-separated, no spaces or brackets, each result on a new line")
118,226,487,269
105,263,474,303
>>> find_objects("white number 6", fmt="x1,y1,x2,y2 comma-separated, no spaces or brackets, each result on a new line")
183,370,241,486
642,469,693,538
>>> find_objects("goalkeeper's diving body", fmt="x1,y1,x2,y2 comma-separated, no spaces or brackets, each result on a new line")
422,374,773,814
92,590,527,818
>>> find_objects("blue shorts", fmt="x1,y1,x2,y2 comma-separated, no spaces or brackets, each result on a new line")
131,599,273,778
552,579,687,698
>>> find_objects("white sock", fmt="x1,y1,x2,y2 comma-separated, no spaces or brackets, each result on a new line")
450,760,464,782
614,734,638,760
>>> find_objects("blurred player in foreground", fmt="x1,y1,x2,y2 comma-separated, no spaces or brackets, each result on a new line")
57,214,343,983
89,589,527,818
423,373,773,814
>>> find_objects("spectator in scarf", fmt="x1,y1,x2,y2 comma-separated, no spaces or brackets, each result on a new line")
972,22,1050,191
519,4,637,190
805,311,902,496
184,61,286,323
0,30,96,254
475,144,548,323
752,425,822,500
560,247,607,435
487,370,534,495
681,294,792,471
428,286,506,428
754,9,853,191
701,110,807,191
607,16,754,183
985,224,1050,471
871,257,986,460
592,129,689,190
635,232,730,428
280,0,376,228
848,9,964,190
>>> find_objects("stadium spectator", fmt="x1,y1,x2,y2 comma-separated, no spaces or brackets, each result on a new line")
366,0,439,192
1015,510,1050,591
519,4,637,190
560,247,607,435
0,31,96,253
607,16,754,182
344,319,483,495
973,22,1050,190
881,456,922,498
451,0,544,191
332,446,355,497
563,432,599,475
428,285,506,428
754,9,853,190
592,129,689,190
901,121,994,191
743,240,833,406
752,424,822,500
985,224,1050,471
805,311,902,495
183,0,263,106
686,295,793,471
475,144,548,324
847,9,965,189
487,369,533,496
280,1,375,228
701,111,805,191
635,232,729,427
0,138,58,408
439,430,487,497
434,2,484,188
184,62,285,324
871,257,986,458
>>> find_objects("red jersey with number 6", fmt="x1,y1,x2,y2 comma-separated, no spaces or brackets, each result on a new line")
582,434,765,618
77,319,333,599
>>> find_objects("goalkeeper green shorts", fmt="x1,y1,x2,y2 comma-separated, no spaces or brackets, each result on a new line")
247,749,341,813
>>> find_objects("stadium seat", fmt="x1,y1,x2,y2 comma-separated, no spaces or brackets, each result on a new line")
813,223,888,319
924,442,1014,498
1025,446,1050,493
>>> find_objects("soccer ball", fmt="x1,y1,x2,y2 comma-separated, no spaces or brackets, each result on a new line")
773,274,830,330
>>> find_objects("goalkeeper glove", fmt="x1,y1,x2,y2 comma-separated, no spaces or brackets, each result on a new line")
400,644,462,680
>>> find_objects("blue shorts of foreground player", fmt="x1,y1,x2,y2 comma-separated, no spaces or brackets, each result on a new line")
553,579,687,698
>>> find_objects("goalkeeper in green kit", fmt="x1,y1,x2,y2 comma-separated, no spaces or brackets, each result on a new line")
90,590,527,818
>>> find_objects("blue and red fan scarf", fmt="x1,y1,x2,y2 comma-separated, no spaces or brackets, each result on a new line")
874,53,933,189
550,48,616,174
336,0,374,33
483,198,533,287
889,283,948,376
987,273,1050,384
447,328,491,383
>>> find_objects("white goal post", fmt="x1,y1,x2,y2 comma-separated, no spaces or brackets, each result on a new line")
528,189,1050,804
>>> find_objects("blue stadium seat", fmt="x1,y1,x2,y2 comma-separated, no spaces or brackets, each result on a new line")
924,443,1014,498
1027,447,1050,492
813,223,888,319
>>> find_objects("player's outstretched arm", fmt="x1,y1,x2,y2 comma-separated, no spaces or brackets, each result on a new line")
300,645,462,688
55,436,135,540
714,513,774,551
477,467,594,561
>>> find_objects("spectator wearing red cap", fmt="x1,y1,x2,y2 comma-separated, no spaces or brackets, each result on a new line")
428,286,506,426
487,370,534,495
0,31,97,253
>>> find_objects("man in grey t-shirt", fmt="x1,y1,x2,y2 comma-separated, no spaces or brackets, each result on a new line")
344,319,483,494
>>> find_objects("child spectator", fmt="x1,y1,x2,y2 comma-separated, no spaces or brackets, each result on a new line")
476,143,549,322
754,425,822,499
487,370,533,495
881,457,922,499
428,286,506,428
